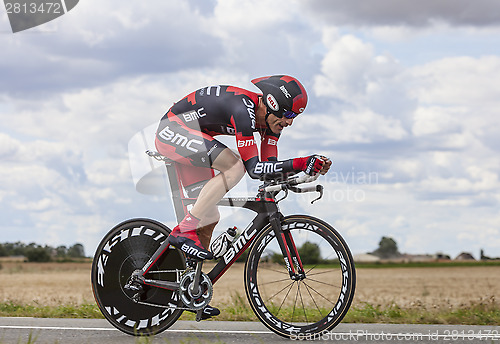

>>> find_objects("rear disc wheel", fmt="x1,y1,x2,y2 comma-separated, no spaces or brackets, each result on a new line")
91,218,185,336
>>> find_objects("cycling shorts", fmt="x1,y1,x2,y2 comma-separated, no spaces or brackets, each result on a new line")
155,115,226,194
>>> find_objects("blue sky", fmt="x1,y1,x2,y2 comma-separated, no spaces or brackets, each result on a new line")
1,0,500,259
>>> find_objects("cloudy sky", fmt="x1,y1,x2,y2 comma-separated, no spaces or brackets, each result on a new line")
1,0,500,258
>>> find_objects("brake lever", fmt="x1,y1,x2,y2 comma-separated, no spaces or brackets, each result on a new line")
311,185,324,204
275,188,288,203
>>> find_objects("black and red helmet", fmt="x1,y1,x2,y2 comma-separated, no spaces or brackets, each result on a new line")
251,75,308,119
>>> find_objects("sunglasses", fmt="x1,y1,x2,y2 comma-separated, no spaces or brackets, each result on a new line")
282,110,299,119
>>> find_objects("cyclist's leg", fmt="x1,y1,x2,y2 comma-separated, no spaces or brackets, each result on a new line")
197,211,220,249
174,163,220,249
190,150,245,248
168,149,244,259
189,148,245,220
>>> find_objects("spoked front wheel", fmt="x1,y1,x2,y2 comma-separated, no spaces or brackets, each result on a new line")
244,215,356,339
91,218,185,336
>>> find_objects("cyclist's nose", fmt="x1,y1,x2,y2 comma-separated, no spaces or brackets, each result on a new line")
284,118,293,126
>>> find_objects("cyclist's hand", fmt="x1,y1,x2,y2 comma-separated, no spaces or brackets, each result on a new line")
319,156,332,175
292,155,325,176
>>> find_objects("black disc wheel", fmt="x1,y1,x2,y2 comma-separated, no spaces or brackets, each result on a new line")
91,218,185,336
244,215,356,339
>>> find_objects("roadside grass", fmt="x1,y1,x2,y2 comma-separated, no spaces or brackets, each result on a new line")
0,301,103,319
344,299,500,325
1,294,500,325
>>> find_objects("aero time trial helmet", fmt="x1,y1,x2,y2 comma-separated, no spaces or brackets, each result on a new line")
251,75,308,119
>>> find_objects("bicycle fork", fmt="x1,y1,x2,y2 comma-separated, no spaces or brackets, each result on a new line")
269,213,306,281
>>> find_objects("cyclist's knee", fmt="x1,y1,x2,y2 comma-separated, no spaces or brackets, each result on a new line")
228,158,245,179
212,149,245,185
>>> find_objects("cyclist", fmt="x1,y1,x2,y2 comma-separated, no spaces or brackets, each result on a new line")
155,75,331,261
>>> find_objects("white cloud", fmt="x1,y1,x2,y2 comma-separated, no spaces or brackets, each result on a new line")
212,0,296,35
408,56,500,107
314,34,376,101
303,0,500,27
313,31,406,125
411,107,462,136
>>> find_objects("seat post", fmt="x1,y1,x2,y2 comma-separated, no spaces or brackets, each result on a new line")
164,161,188,223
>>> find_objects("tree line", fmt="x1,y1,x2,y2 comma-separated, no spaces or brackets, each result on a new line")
0,242,86,262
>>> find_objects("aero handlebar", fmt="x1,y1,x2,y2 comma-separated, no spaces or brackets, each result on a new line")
260,173,320,193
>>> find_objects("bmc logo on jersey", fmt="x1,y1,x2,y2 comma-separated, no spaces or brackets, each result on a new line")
266,94,279,111
158,126,203,153
182,108,206,122
267,138,278,146
237,139,256,148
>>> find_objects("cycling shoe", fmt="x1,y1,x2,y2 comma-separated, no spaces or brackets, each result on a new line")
169,226,213,260
188,305,220,320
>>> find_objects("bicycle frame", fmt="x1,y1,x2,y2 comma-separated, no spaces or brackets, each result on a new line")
138,159,306,289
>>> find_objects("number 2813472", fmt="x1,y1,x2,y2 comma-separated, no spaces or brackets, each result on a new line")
5,2,62,14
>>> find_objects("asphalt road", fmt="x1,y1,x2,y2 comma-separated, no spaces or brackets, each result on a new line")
0,318,499,344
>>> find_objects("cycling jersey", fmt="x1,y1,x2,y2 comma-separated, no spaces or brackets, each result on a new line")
155,85,295,180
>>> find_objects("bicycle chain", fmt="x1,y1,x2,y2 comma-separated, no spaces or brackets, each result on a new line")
133,269,213,312
135,300,205,311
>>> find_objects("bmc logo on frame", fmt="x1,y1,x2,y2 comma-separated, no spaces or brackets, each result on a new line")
3,0,79,33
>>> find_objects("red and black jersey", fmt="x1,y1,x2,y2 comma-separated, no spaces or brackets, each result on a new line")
158,85,294,179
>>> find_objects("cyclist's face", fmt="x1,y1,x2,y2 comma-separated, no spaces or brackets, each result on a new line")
266,113,293,134
256,97,293,134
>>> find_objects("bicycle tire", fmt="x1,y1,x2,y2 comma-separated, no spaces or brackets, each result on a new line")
91,218,185,336
244,215,356,339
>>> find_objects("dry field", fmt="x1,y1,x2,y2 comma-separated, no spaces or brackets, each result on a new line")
1,259,499,311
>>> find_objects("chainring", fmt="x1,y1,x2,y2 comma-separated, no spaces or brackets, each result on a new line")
178,270,213,310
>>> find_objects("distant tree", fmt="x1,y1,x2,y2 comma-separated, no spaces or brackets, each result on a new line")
25,245,51,262
56,245,68,258
372,236,400,259
67,243,85,258
0,241,87,261
271,252,284,264
6,242,26,256
298,241,321,265
235,248,249,262
480,249,491,260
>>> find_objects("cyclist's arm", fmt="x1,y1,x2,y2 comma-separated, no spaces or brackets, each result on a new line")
230,116,294,180
260,130,279,162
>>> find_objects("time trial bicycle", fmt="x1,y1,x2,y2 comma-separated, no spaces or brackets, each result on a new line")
91,151,356,339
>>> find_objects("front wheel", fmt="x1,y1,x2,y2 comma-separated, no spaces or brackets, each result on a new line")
244,215,356,339
91,218,185,336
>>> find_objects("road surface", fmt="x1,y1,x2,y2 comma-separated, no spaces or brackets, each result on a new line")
0,318,499,343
